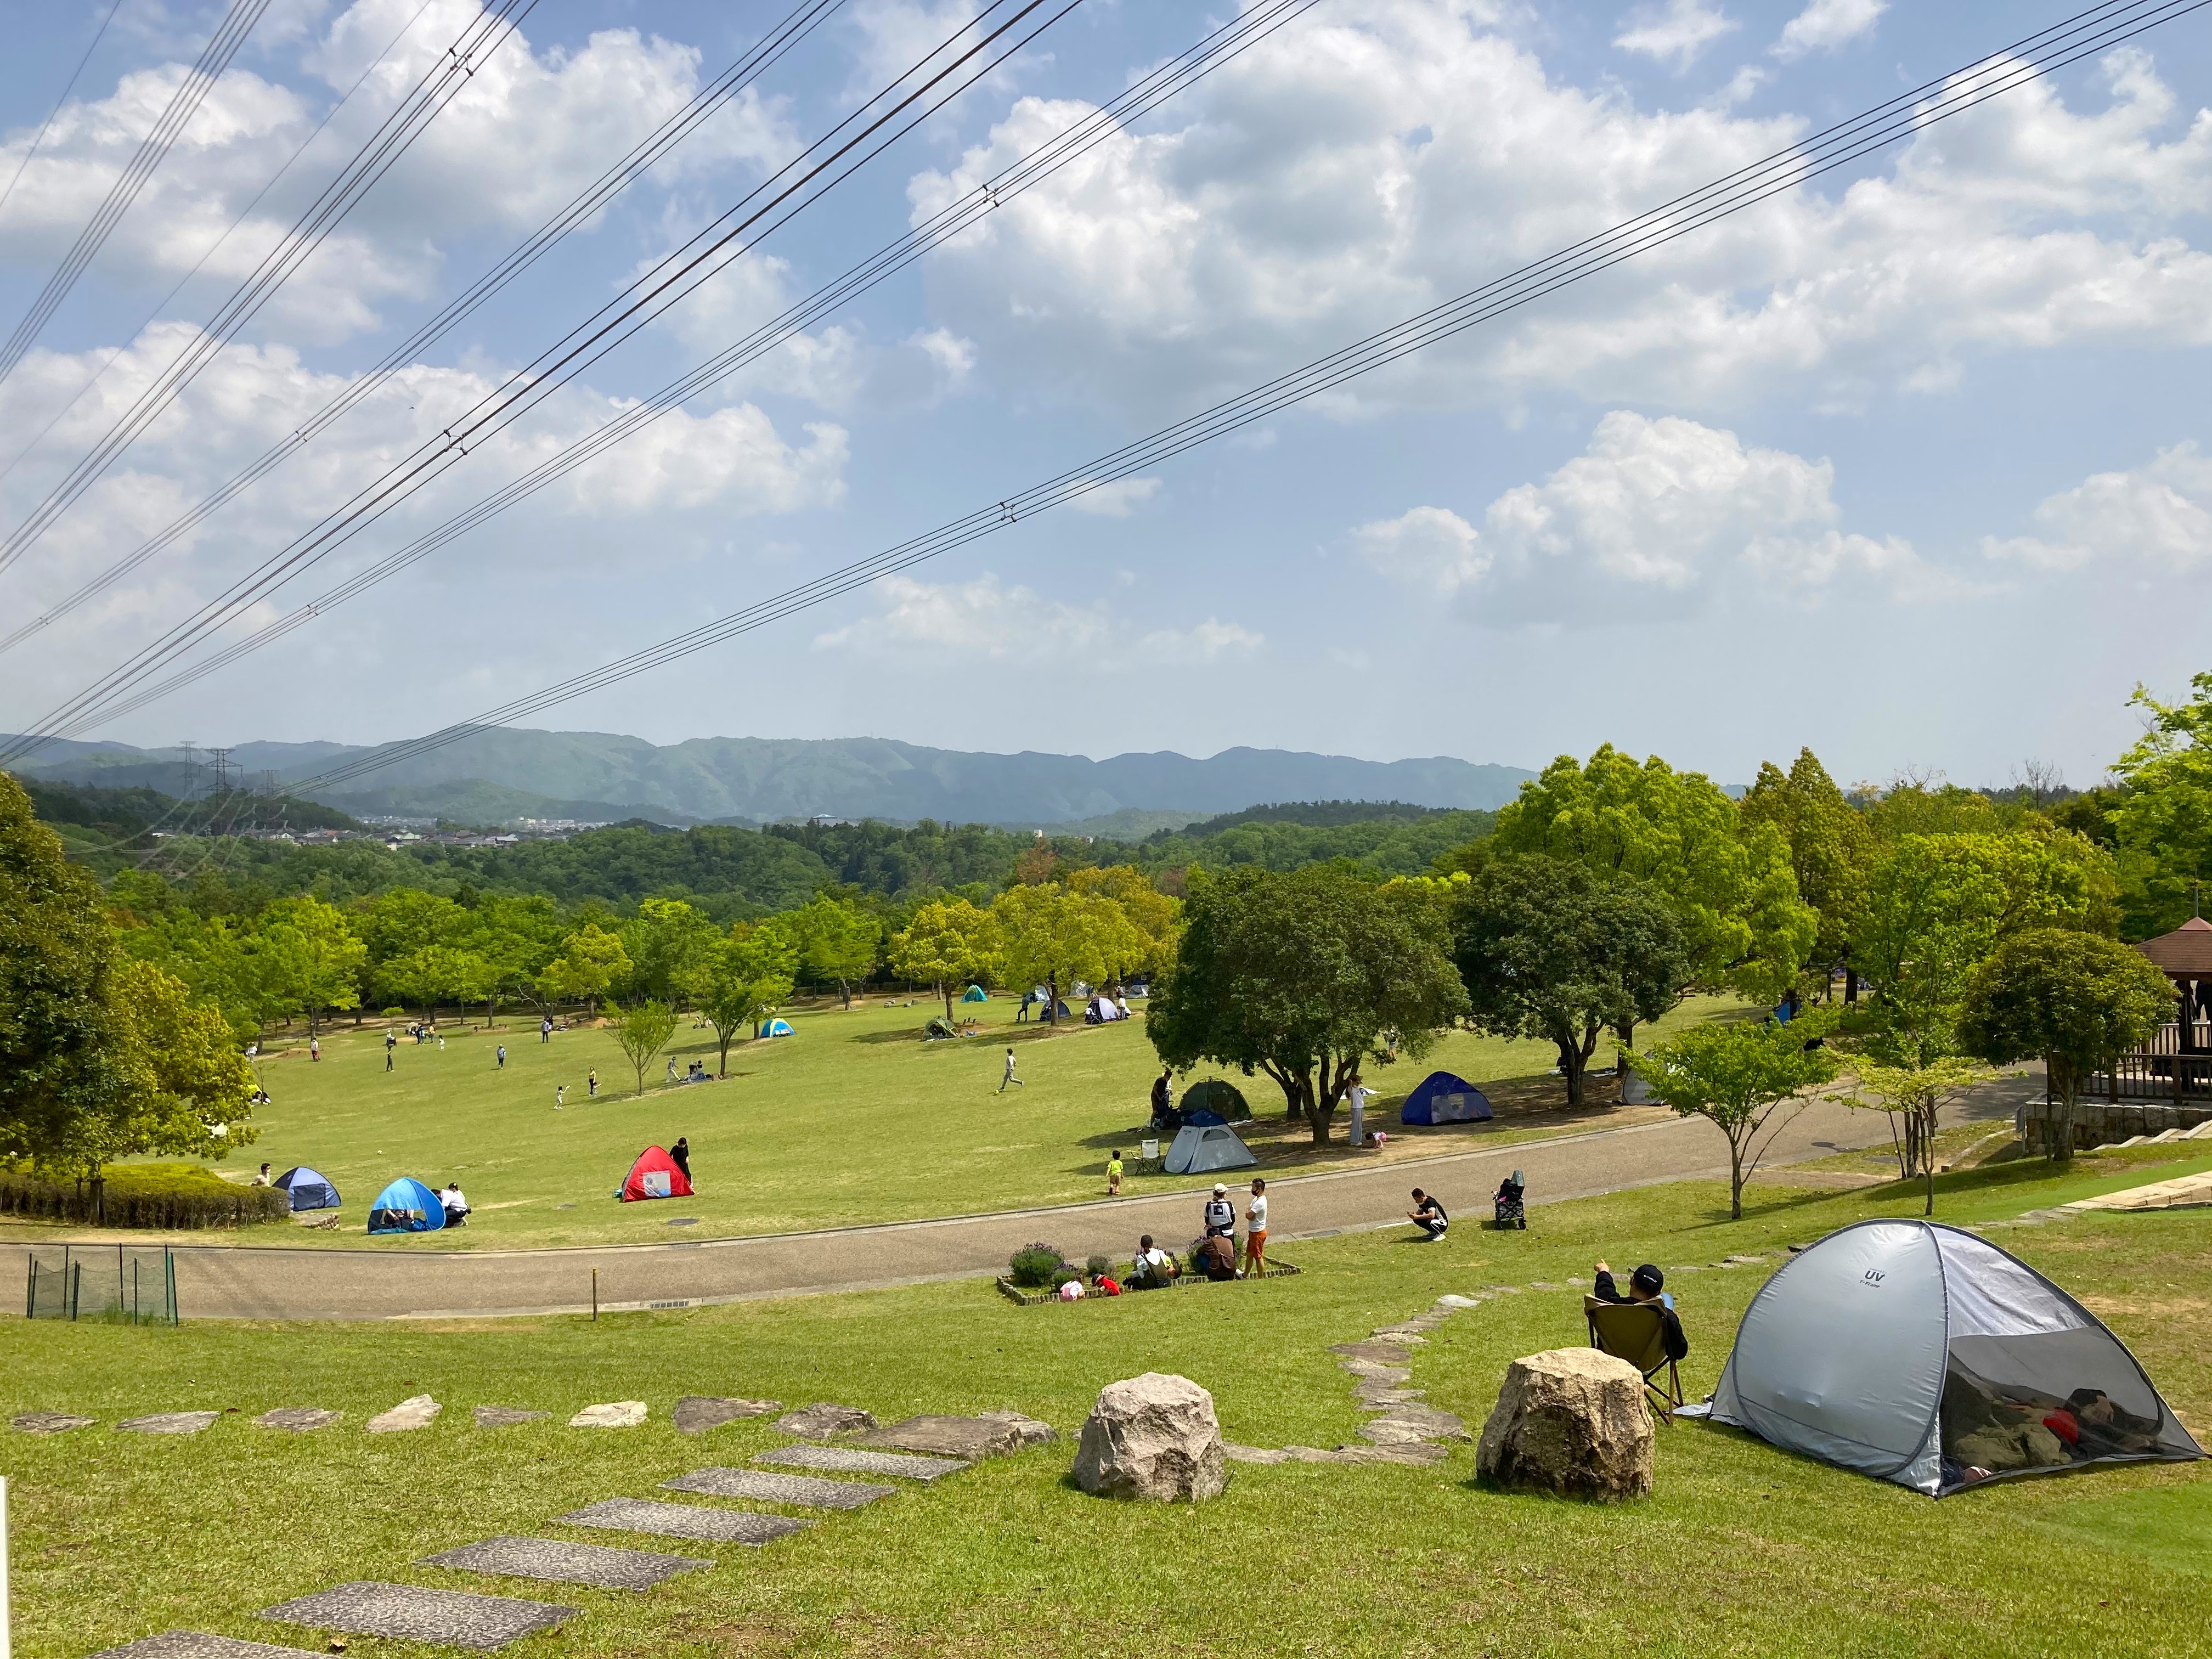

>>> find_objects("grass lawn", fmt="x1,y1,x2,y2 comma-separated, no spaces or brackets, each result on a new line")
3,1156,2208,1658
32,995,1742,1250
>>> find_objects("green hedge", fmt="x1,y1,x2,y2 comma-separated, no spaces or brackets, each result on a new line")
0,1164,289,1229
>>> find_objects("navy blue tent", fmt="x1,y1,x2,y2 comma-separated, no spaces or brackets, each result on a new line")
368,1176,445,1234
1180,1078,1250,1122
1401,1071,1493,1125
274,1165,339,1211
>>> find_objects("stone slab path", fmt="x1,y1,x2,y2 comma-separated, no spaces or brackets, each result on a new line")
13,1412,95,1434
555,1498,812,1546
757,1444,969,1481
662,1468,895,1510
673,1396,779,1434
93,1635,325,1659
258,1583,575,1651
254,1409,338,1432
117,1413,217,1436
851,1412,1055,1459
420,1537,709,1591
10,1082,2030,1321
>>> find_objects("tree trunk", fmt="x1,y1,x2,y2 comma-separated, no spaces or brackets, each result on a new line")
1557,1040,1585,1108
2047,1052,2074,1162
1047,972,1059,1025
941,980,955,1023
1728,1138,1745,1221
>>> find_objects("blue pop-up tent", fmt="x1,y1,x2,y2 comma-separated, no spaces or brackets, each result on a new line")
368,1176,445,1234
961,984,989,1002
1401,1071,1493,1125
758,1017,795,1038
274,1165,340,1211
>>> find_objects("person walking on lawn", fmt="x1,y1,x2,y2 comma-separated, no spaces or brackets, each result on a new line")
309,1036,320,1062
1242,1178,1268,1278
496,1043,506,1069
1107,1150,1124,1197
588,1068,598,1098
999,1047,1024,1092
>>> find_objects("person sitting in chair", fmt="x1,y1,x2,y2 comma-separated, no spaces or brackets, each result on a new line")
1592,1260,1687,1360
1407,1188,1448,1242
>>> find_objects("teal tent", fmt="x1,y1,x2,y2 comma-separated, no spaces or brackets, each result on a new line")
368,1176,444,1234
961,984,989,1002
758,1017,795,1038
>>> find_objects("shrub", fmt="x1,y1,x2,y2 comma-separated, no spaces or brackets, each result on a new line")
0,1164,290,1229
1050,1266,1082,1290
1084,1254,1111,1279
382,1007,406,1018
1008,1242,1064,1288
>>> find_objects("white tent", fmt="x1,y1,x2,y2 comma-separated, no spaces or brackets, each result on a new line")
1707,1220,2201,1496
1164,1122,1257,1175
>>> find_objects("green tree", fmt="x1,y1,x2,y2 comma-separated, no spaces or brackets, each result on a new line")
1492,743,1815,1022
613,998,680,1097
537,922,632,1013
1450,856,1691,1108
473,893,566,1023
1625,1009,1841,1220
1844,1054,1988,1214
686,925,798,1076
890,898,1004,1022
620,897,720,1007
991,883,1146,1024
1740,748,1878,994
786,894,881,1009
250,896,366,1035
1064,865,1182,973
1957,929,2174,1162
2109,672,2212,936
1146,866,1468,1146
379,944,493,1023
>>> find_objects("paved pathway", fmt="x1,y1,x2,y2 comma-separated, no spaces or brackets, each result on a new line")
2,1079,2034,1322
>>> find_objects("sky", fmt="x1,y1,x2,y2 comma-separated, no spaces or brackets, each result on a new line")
0,0,2206,793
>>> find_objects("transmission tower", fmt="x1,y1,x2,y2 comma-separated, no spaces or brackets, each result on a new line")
206,747,234,793
176,741,198,800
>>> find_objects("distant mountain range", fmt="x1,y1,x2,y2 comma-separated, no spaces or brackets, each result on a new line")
6,730,1537,827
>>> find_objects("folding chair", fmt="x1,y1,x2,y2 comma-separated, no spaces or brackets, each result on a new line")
1584,1296,1685,1422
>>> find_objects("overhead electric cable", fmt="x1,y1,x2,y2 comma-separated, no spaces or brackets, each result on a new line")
0,0,278,388
0,0,444,494
0,0,851,651
0,0,126,222
259,0,2204,797
0,0,538,582
2,0,1089,754
34,0,1327,726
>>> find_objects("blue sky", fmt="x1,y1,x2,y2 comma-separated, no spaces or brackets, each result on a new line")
0,0,2206,791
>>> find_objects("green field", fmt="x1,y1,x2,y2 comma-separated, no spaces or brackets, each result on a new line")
66,994,1744,1249
4,1158,2207,1659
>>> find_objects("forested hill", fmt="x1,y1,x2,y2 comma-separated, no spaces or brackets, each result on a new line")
32,789,1497,919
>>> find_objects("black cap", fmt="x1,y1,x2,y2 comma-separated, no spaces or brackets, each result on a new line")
1632,1263,1664,1297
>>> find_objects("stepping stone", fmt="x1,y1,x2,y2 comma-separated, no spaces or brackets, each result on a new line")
117,1412,218,1435
258,1582,574,1651
473,1407,549,1429
775,1402,875,1438
851,1412,1054,1459
13,1412,94,1434
1338,1362,1411,1384
1352,1384,1424,1406
255,1408,339,1432
88,1633,326,1659
1356,1418,1438,1446
1223,1443,1290,1465
757,1444,968,1482
1344,1441,1449,1466
555,1499,811,1547
1363,1403,1469,1441
1723,1254,1767,1266
365,1395,440,1434
421,1535,708,1591
674,1396,780,1435
1435,1294,1481,1309
569,1401,646,1428
663,1468,894,1510
1482,1285,1522,1295
1329,1341,1411,1365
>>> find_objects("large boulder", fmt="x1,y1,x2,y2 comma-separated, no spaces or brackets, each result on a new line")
1072,1374,1227,1502
1475,1348,1653,1502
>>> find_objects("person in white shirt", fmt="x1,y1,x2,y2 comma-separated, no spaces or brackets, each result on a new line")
1132,1234,1178,1289
1242,1178,1269,1278
1203,1183,1235,1237
439,1182,470,1225
1345,1077,1373,1147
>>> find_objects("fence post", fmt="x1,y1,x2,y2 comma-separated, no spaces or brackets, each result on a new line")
2,1472,13,1659
167,1250,178,1326
591,1268,598,1322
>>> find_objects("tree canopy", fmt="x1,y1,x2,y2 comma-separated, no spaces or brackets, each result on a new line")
890,899,1003,1022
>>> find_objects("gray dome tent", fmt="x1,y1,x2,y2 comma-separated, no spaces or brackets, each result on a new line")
1708,1220,2201,1496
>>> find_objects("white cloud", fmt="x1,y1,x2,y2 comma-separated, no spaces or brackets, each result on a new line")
811,573,1261,668
1066,477,1161,518
1615,1,1738,73
906,4,2212,422
1773,0,1886,61
1354,410,1922,623
1984,441,2212,571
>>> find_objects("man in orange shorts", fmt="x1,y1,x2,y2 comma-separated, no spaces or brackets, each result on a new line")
1242,1178,1268,1278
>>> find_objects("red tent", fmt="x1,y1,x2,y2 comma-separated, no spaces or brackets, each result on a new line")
620,1145,693,1203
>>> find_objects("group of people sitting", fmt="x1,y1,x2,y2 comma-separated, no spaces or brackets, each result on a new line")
1122,1179,1271,1288
666,1058,714,1084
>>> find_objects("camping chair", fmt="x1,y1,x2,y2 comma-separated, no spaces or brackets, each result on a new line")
1585,1296,1685,1423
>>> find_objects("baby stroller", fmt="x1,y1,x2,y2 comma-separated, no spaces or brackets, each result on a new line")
1492,1171,1527,1230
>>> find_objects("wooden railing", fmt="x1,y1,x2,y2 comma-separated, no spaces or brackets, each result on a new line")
2092,1019,2212,1102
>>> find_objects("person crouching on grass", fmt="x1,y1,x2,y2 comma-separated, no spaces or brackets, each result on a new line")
1241,1178,1268,1278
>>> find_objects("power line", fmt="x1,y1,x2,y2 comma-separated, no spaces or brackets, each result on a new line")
0,0,126,223
4,0,1090,751
0,0,278,388
37,0,1327,730
278,0,2206,797
0,0,852,652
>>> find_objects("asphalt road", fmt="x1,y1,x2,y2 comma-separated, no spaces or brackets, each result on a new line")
4,1081,2030,1322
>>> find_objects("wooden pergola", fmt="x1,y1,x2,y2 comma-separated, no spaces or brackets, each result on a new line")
2096,916,2212,1103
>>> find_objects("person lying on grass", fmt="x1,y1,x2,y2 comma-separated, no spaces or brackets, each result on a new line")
1592,1261,1688,1361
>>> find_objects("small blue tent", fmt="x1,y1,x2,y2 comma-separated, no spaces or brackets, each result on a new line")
368,1176,444,1234
961,984,989,1003
1401,1071,1493,1125
274,1165,340,1211
758,1017,795,1038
